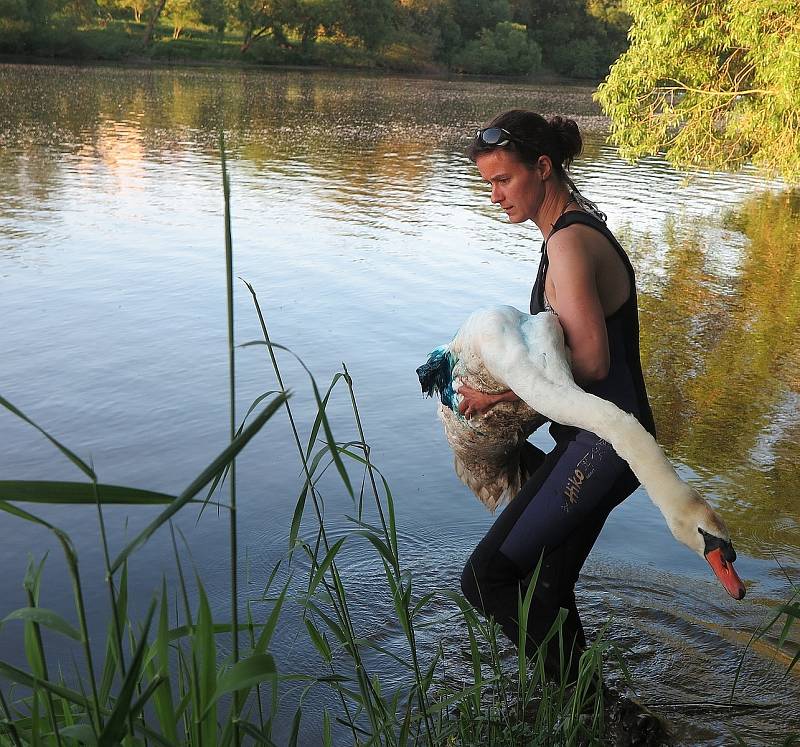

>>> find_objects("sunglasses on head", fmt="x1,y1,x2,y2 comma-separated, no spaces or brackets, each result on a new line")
474,127,517,147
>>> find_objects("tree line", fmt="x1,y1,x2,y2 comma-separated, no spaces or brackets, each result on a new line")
0,0,631,79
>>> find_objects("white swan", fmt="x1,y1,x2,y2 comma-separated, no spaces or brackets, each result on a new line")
417,305,746,600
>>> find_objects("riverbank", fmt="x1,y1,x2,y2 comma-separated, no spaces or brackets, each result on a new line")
0,19,604,81
2,62,798,743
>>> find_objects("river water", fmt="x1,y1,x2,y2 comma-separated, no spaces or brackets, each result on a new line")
1,62,799,744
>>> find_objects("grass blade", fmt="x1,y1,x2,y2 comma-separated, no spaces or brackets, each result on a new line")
0,481,175,505
97,599,156,746
0,660,93,709
308,537,347,594
0,395,96,481
2,608,81,641
203,654,277,716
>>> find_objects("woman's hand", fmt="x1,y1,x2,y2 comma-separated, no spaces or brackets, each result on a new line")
457,383,518,418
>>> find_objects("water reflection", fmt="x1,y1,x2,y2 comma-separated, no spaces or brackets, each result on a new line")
639,191,800,561
1,62,798,743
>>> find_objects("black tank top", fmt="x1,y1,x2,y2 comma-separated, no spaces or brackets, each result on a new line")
530,211,656,440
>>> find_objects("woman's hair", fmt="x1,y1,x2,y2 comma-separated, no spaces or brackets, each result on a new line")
469,109,606,221
467,110,582,177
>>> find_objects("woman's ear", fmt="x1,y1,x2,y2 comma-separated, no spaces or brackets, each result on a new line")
537,155,554,181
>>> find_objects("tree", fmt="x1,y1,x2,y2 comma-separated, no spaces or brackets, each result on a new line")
595,0,800,181
395,0,462,64
343,0,394,49
234,0,283,53
449,0,510,41
163,0,201,36
526,0,629,79
280,0,342,53
452,20,540,75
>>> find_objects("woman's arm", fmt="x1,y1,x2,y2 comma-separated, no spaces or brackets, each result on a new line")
545,230,610,383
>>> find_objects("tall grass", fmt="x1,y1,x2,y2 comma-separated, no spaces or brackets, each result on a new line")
1,144,795,746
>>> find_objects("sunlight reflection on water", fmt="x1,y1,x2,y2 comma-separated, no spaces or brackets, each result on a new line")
1,62,798,744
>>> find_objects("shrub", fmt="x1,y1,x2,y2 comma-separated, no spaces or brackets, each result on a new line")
452,21,541,76
548,35,610,79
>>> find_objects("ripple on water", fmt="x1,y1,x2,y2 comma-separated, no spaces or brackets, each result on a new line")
2,64,799,746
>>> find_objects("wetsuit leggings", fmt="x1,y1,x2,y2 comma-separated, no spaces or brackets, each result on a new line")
460,429,639,679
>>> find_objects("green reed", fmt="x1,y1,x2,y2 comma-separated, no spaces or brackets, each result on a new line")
0,145,633,745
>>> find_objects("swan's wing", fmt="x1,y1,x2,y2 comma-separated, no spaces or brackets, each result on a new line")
468,308,584,422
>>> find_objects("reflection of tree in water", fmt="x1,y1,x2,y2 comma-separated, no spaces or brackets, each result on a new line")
2,65,604,227
638,191,800,558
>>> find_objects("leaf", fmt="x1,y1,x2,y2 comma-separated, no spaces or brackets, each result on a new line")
0,481,175,505
239,339,354,499
304,619,332,663
0,660,92,708
303,601,348,647
304,373,347,460
151,577,178,743
323,710,333,747
255,579,290,654
308,537,347,594
59,724,98,744
199,389,279,512
0,395,95,480
188,574,216,747
236,719,277,745
2,607,81,641
203,653,277,716
98,599,156,746
288,480,310,551
288,708,302,747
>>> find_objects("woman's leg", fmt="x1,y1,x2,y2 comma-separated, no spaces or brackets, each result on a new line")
460,430,638,676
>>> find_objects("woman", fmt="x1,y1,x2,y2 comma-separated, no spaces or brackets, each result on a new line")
458,110,656,679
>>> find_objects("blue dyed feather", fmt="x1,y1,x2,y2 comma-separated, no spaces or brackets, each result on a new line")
416,346,459,411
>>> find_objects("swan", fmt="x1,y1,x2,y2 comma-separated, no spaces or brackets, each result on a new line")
417,305,746,600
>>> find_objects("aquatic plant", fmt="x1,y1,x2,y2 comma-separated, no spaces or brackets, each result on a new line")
0,145,611,746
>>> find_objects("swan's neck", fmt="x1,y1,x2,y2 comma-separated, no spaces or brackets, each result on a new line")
508,375,691,523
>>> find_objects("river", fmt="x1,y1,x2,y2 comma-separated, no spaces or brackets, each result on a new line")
0,62,798,744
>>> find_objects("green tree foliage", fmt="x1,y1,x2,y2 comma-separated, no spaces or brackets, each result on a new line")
128,0,148,22
282,0,342,52
595,0,800,180
450,0,510,41
233,0,282,52
199,0,225,32
343,0,394,49
452,20,540,75
1,0,71,27
527,0,629,78
163,0,201,36
0,0,632,78
394,0,462,64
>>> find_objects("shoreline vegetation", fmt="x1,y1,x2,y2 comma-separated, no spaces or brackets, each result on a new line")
0,146,622,746
0,0,630,79
0,50,597,90
0,143,798,745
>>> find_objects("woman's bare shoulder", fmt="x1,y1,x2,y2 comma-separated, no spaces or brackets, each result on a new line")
546,220,613,259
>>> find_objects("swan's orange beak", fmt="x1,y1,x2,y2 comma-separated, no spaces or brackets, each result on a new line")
705,547,746,600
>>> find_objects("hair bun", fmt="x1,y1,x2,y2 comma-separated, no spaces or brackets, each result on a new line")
548,116,582,168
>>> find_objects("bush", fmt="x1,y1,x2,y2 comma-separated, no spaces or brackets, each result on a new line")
452,21,541,76
548,35,610,79
376,29,439,73
0,18,30,52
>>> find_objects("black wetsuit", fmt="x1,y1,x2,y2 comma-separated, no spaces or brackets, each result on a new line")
460,210,655,677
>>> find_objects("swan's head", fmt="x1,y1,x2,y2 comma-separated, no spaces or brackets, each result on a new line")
666,487,746,600
700,528,745,600
417,346,458,410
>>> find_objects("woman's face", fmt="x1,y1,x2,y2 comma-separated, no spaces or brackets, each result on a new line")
475,149,544,224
